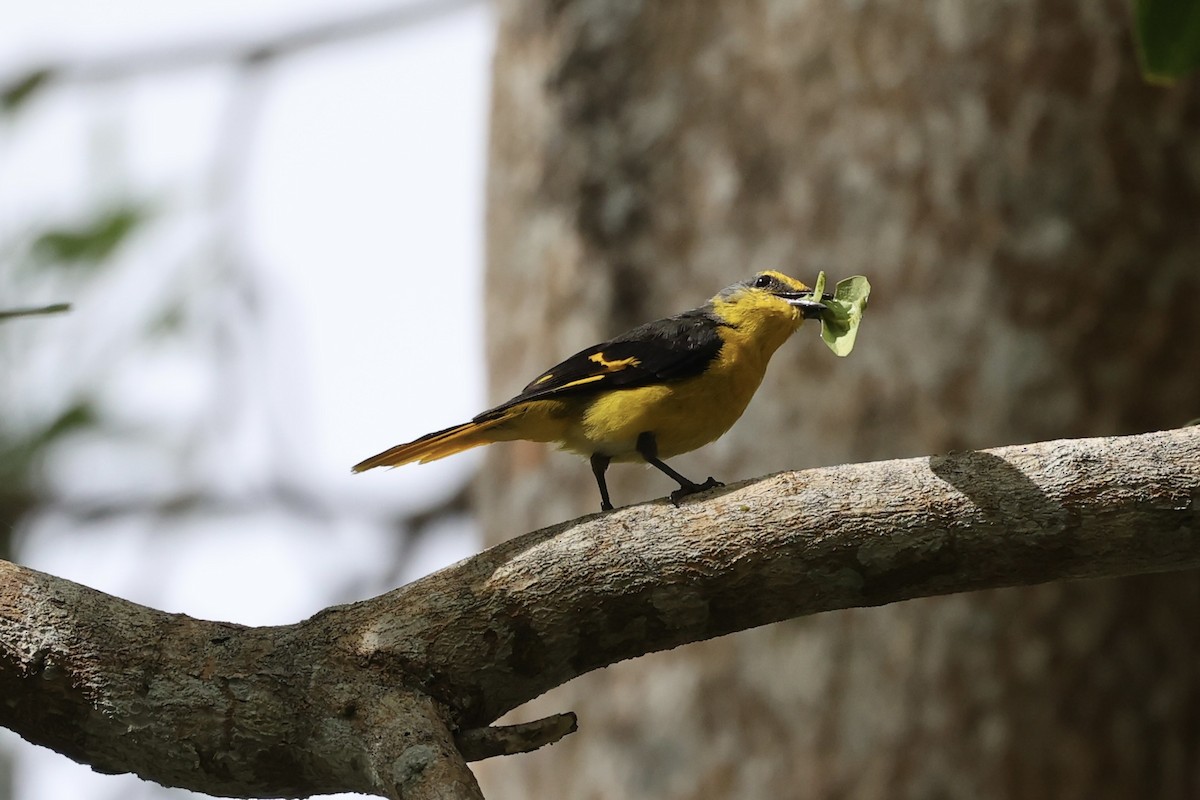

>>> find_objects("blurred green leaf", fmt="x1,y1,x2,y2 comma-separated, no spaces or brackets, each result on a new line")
148,302,189,336
1,67,54,113
38,402,99,445
1135,0,1200,83
32,205,146,267
0,401,98,483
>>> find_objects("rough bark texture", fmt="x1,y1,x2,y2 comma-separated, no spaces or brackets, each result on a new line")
2,429,1198,798
480,1,1200,797
0,565,487,800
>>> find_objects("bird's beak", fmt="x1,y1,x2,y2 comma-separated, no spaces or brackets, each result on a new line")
780,291,833,319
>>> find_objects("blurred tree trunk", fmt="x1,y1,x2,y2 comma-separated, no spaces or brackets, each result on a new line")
478,1,1200,798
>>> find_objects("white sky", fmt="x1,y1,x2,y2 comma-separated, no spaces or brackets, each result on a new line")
0,2,494,798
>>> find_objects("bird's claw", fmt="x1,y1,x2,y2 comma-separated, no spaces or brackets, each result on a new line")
669,477,724,506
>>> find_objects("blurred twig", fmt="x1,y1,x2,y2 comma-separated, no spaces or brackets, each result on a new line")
43,481,334,524
404,480,474,538
0,303,71,321
0,0,484,94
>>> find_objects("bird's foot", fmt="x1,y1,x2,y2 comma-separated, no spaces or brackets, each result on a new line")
669,477,724,506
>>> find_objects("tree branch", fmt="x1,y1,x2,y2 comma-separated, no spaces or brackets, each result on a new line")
2,428,1197,798
455,713,578,761
0,0,485,94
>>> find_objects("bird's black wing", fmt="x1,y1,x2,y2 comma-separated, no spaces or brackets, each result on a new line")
481,308,727,418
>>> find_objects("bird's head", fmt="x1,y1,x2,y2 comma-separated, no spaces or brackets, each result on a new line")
712,270,830,333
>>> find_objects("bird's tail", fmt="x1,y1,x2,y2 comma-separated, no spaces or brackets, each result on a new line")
352,413,511,472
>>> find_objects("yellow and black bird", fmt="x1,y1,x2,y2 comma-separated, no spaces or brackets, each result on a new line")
354,270,830,511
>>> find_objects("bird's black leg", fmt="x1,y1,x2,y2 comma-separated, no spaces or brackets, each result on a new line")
635,432,723,505
590,453,614,511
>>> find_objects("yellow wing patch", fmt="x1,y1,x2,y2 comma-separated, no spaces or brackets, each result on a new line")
520,353,639,398
588,352,641,371
556,374,607,390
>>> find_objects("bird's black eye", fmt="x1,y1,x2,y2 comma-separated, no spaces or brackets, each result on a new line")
753,274,773,289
